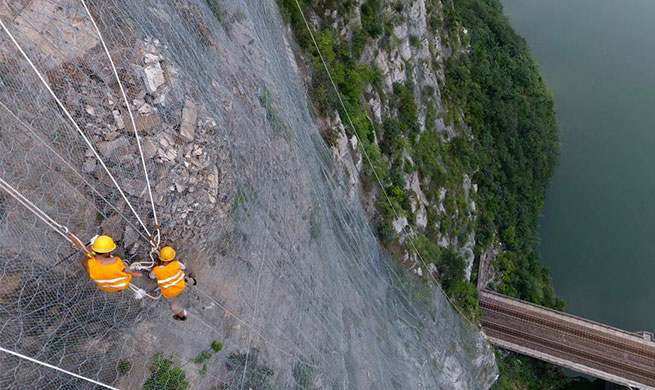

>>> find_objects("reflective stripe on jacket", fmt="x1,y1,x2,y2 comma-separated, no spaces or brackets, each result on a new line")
152,261,186,299
88,257,132,293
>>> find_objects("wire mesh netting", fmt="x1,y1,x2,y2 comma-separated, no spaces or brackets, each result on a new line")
0,0,497,388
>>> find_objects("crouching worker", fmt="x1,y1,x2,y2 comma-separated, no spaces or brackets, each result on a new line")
70,234,142,293
151,246,196,321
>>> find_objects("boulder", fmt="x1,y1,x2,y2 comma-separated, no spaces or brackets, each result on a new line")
97,137,130,160
132,113,162,133
142,137,159,160
179,98,198,142
393,216,408,234
138,103,154,115
121,178,146,198
142,62,165,93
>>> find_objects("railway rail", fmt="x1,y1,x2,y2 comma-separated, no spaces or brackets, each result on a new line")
480,290,655,389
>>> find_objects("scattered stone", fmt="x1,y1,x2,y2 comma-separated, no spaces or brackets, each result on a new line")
104,131,119,141
97,137,130,159
138,103,154,115
158,147,177,162
155,180,168,195
122,178,146,198
207,165,219,195
143,52,161,64
153,91,166,106
132,98,146,108
123,224,138,248
85,105,96,116
142,137,158,160
82,159,96,173
112,110,125,129
142,61,165,93
179,98,197,142
132,113,161,133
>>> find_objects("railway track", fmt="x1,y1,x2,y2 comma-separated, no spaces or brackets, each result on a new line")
482,319,655,385
480,293,655,387
480,299,655,362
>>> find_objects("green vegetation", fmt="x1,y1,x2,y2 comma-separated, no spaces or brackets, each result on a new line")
117,360,132,375
211,340,224,352
278,0,563,373
360,0,383,38
292,361,315,390
193,350,213,365
191,341,224,377
493,351,572,390
225,349,274,390
277,0,478,319
443,0,562,310
143,353,189,390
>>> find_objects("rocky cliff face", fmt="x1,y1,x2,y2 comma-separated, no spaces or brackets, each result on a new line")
285,0,481,285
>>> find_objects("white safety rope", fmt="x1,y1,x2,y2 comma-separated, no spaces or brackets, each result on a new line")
291,0,481,328
0,346,119,390
0,175,157,300
0,101,152,245
128,284,161,300
0,16,153,240
80,0,160,244
0,176,72,242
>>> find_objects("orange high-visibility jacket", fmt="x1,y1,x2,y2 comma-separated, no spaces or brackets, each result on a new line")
88,257,132,293
152,261,186,299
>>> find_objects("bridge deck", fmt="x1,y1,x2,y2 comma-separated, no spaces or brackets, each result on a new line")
480,290,655,389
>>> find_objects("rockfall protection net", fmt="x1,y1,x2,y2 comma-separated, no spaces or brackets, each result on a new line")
0,0,496,389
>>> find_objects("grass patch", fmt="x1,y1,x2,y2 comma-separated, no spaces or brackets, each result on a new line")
117,360,131,375
225,349,274,390
211,340,224,352
193,350,213,365
293,361,315,390
144,353,189,390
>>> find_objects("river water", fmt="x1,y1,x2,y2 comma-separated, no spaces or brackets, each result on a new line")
501,0,655,351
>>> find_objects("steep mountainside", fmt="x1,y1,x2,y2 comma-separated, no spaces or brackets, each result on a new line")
278,0,560,319
0,0,497,389
277,0,564,387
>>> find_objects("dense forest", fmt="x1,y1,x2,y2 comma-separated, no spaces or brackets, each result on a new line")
446,0,562,310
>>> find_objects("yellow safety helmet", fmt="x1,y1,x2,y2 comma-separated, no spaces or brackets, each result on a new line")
91,235,116,254
159,246,176,262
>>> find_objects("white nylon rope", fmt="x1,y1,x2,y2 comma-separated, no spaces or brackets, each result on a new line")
0,101,152,245
0,16,153,239
80,0,160,244
0,346,120,390
0,176,71,242
0,175,158,299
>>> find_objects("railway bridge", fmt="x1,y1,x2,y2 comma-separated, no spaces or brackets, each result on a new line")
480,289,655,389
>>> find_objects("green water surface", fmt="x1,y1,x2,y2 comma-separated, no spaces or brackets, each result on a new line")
500,0,655,342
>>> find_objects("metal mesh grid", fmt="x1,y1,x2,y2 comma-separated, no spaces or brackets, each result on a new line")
0,0,496,388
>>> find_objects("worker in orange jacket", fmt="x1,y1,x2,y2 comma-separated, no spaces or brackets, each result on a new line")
150,246,196,321
70,234,142,292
